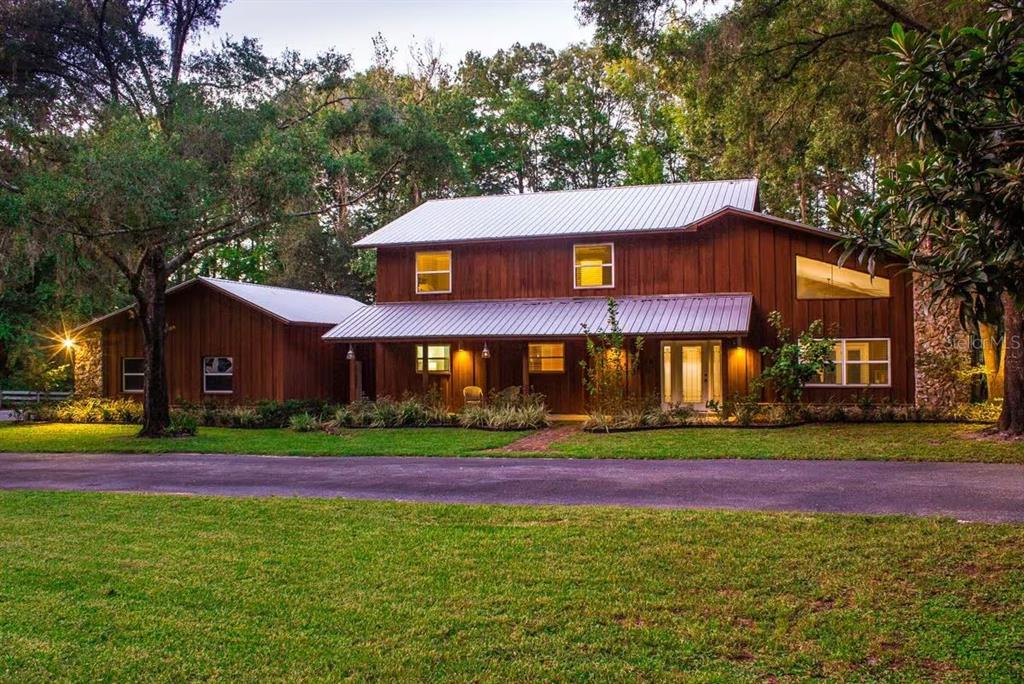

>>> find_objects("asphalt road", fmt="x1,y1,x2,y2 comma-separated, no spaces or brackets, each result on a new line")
1,452,1023,522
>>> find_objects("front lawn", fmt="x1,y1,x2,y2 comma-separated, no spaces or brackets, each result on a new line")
1,491,1021,681
549,422,1023,463
0,422,527,457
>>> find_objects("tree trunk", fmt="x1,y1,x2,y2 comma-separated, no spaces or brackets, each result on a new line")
135,250,172,437
979,320,1004,400
998,293,1024,434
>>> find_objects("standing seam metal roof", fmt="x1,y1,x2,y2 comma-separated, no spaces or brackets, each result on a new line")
354,179,760,247
322,294,753,341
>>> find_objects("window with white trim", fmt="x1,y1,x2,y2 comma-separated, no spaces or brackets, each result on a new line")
574,243,614,288
415,344,451,373
528,343,565,373
122,358,144,393
203,356,234,394
809,339,890,387
415,251,452,294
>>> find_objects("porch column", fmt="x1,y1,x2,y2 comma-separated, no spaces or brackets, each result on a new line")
521,343,530,395
348,352,358,403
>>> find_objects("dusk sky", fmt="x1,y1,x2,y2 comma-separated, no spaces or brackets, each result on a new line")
201,0,594,69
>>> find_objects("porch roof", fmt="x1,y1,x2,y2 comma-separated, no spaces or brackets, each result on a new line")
322,293,753,342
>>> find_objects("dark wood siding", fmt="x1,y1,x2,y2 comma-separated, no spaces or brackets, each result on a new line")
96,283,349,404
372,213,915,407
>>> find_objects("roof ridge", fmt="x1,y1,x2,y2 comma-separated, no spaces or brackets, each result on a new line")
371,292,753,307
418,178,759,205
199,276,359,300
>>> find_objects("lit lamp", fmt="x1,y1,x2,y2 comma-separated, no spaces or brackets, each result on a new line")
346,345,355,361
62,337,75,350
481,343,490,359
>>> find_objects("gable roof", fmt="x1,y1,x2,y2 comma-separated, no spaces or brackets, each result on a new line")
354,179,761,247
322,293,753,342
74,277,365,332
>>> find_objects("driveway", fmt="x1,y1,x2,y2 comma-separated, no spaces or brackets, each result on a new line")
1,452,1023,522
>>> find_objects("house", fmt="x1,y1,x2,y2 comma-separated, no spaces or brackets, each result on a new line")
324,179,914,414
74,277,367,404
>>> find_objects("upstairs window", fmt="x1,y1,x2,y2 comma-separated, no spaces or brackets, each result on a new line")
574,243,614,289
809,339,890,387
528,343,565,373
796,255,889,299
416,251,452,294
415,344,451,373
203,356,234,394
122,358,144,393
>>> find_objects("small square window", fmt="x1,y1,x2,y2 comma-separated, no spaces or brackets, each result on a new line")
528,343,565,373
416,251,452,294
203,356,234,394
122,357,144,393
415,345,451,373
574,244,613,289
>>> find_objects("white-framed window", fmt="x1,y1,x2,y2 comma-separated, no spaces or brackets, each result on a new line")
528,343,565,373
415,251,452,294
122,357,144,393
203,356,234,394
415,344,451,373
808,339,891,387
573,243,614,289
795,255,890,299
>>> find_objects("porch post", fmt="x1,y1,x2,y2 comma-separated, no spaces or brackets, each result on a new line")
348,352,358,403
521,343,530,395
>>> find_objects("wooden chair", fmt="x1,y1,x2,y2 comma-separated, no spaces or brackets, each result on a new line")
463,385,484,407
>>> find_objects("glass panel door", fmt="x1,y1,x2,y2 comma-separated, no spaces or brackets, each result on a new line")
661,341,723,408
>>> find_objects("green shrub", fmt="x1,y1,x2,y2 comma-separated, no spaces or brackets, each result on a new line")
288,412,320,432
458,388,551,430
166,410,198,436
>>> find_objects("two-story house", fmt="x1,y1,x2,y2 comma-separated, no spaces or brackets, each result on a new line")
325,179,914,414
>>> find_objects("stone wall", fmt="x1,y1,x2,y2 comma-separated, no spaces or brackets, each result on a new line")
72,331,103,398
913,275,972,407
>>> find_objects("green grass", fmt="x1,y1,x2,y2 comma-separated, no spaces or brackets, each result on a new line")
0,422,527,456
549,422,1024,463
0,491,1021,681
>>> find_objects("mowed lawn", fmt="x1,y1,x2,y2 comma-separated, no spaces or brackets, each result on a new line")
549,422,1024,463
0,422,527,456
2,421,1022,463
0,491,1021,682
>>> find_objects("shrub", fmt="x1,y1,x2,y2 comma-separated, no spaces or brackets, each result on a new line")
166,410,198,436
18,398,144,424
288,412,320,432
458,388,551,430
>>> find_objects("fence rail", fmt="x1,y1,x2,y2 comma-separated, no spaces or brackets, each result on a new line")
0,390,72,408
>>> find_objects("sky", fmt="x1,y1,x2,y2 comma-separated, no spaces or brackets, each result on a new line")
200,0,594,69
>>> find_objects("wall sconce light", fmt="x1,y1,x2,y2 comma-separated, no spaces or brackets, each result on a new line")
346,345,356,361
62,337,75,350
481,343,490,359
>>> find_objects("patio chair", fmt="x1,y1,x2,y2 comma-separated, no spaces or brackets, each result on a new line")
463,385,484,407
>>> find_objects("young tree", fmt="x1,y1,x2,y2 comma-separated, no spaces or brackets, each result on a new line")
830,4,1024,433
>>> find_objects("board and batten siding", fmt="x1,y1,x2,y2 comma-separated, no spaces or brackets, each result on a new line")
373,213,915,404
98,284,349,404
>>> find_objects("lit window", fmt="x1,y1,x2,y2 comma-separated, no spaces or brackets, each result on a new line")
810,339,890,387
416,251,451,294
415,344,451,373
203,356,234,394
122,358,144,393
796,255,889,299
528,343,565,373
574,243,613,288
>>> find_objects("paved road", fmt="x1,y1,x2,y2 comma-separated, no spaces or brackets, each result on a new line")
1,452,1023,522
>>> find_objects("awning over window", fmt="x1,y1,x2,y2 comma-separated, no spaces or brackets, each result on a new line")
323,293,752,342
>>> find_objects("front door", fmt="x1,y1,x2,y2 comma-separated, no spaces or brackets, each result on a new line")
661,341,723,408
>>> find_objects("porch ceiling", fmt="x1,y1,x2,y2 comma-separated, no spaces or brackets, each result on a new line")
322,293,753,342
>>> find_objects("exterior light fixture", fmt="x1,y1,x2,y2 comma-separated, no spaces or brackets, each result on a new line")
346,345,356,361
62,337,75,350
481,343,490,359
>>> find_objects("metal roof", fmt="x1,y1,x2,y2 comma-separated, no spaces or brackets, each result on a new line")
74,277,365,332
354,179,760,247
322,294,753,341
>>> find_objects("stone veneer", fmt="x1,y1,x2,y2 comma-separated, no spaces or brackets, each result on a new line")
72,330,103,398
913,275,972,407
